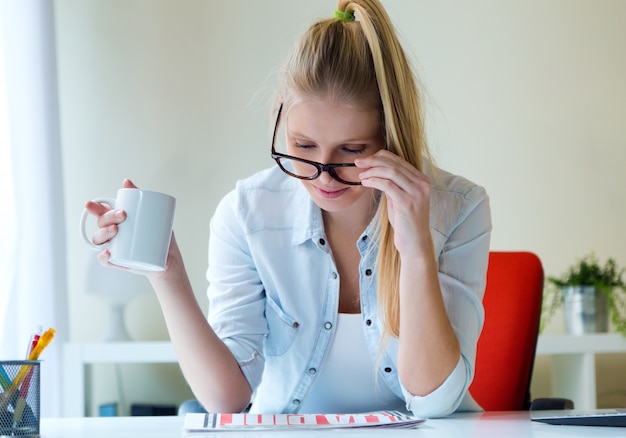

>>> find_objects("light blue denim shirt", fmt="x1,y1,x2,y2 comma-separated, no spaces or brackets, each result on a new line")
206,165,491,418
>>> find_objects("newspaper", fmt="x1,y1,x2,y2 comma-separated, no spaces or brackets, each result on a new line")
183,410,425,432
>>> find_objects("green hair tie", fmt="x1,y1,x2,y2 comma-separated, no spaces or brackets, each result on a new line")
334,9,355,22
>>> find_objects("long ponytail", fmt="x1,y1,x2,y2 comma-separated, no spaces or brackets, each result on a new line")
339,0,431,338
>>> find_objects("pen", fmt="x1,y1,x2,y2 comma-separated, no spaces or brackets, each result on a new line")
12,325,44,425
0,366,11,389
12,372,37,426
12,373,37,426
25,326,43,359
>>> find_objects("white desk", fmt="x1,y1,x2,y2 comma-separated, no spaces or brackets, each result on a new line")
41,412,626,437
536,333,626,410
62,342,178,417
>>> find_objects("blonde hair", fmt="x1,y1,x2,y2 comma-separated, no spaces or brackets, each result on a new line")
279,0,432,338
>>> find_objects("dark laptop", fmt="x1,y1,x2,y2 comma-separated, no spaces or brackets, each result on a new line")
531,409,626,427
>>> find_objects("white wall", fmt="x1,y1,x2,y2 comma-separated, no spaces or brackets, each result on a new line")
55,0,626,414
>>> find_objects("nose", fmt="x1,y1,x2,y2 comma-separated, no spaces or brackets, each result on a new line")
317,168,334,185
318,150,337,164
316,151,338,184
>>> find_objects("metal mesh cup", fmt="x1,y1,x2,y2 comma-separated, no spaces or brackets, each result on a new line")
0,360,40,437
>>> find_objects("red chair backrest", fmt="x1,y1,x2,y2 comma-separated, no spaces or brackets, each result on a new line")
469,251,544,411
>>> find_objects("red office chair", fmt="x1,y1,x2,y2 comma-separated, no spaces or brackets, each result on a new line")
469,251,572,411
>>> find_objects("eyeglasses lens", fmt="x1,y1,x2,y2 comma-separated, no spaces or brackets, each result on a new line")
275,157,360,184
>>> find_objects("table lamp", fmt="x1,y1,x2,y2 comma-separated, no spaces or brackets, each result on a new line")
83,252,153,341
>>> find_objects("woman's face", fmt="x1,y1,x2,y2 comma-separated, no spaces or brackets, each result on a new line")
284,99,386,214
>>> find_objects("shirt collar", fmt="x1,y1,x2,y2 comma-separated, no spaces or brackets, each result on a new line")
291,184,325,246
290,183,382,249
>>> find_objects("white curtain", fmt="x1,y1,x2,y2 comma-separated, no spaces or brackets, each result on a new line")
0,0,68,417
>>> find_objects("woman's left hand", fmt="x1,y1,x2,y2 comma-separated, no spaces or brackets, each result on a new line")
355,150,432,256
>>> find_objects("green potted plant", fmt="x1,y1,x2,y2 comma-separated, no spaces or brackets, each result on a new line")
541,253,626,337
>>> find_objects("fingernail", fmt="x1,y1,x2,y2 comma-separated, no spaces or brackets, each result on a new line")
114,210,124,218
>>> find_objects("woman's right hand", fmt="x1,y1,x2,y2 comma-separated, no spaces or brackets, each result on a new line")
84,178,135,249
85,179,185,283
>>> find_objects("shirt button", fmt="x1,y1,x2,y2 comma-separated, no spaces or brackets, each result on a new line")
319,238,326,245
361,235,368,241
292,322,299,328
365,269,372,276
365,319,372,326
332,272,338,279
324,322,333,330
292,399,301,405
384,367,392,373
308,368,317,374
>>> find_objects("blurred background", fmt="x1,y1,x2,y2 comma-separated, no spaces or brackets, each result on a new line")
2,0,625,416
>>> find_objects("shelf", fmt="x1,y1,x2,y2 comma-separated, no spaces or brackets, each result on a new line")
62,341,179,417
535,333,626,410
75,341,177,363
537,333,626,355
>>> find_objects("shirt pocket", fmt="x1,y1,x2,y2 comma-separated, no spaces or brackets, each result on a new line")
264,296,298,356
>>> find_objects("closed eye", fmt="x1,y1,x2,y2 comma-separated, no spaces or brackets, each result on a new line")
343,146,366,155
292,141,369,157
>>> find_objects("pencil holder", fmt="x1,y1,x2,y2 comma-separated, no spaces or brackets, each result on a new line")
0,360,40,438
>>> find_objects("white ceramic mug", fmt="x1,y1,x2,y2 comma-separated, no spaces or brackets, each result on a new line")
80,188,176,271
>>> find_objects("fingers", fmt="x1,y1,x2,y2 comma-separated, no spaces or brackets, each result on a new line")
356,150,429,197
97,249,118,268
356,150,420,181
123,178,138,189
84,199,112,217
85,178,136,245
84,201,126,228
84,202,122,244
85,178,137,224
97,250,133,273
91,223,119,246
84,206,124,247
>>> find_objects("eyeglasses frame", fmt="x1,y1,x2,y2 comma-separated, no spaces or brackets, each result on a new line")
270,104,362,186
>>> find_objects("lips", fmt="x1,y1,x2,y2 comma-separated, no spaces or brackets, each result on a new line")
313,185,349,199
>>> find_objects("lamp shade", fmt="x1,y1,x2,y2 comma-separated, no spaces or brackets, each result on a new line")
83,252,153,341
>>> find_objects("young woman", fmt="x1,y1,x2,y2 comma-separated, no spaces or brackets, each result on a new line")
85,0,491,418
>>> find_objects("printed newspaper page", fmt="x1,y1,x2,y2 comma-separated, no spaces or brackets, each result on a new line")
183,410,425,432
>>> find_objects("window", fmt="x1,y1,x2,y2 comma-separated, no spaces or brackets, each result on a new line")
0,28,16,330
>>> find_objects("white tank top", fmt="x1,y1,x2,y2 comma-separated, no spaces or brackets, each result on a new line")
298,313,406,414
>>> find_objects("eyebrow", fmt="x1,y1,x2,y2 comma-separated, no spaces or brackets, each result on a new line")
287,129,380,146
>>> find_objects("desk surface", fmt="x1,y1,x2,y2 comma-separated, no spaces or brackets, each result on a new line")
41,412,626,437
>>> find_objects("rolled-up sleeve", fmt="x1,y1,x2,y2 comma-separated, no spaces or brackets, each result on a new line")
401,356,470,417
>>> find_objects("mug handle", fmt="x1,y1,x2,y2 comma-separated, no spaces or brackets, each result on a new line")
80,197,116,251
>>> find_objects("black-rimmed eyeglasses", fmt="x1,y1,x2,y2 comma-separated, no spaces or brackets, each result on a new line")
270,104,362,186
